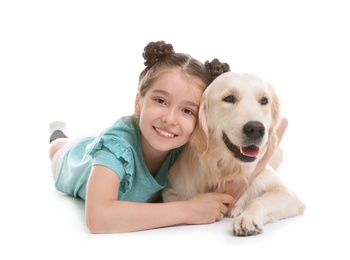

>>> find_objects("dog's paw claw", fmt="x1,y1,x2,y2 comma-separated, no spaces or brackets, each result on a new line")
232,215,263,236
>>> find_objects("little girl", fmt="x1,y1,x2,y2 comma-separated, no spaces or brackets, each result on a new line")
48,40,287,233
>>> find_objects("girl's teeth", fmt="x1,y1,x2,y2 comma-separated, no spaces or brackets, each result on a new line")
156,128,174,137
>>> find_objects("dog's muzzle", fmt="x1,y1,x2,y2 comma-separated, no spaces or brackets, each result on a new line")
222,121,265,163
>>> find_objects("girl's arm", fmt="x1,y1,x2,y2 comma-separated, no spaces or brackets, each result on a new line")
220,117,289,207
85,165,233,233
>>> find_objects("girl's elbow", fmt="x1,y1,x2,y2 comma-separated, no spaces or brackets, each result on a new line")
281,116,288,130
85,210,107,234
86,209,125,234
86,215,101,234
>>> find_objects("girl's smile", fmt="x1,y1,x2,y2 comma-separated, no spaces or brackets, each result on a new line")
153,126,177,139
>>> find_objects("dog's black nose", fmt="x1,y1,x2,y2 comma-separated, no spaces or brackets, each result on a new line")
243,121,265,141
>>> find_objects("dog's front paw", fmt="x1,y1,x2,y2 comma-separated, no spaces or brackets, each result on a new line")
232,214,263,236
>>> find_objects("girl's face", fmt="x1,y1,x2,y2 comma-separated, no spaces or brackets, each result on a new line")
137,69,205,155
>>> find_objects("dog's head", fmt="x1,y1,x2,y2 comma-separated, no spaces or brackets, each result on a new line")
190,71,281,164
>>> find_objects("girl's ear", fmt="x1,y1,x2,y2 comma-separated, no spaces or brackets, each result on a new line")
135,93,141,115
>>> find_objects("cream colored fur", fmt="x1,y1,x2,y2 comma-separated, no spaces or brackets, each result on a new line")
162,72,305,236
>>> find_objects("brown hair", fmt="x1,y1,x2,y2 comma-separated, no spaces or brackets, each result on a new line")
138,41,230,98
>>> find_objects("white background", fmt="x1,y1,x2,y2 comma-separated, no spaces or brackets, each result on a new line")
1,0,349,259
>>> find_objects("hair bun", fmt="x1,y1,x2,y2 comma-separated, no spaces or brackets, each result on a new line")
142,41,175,68
205,58,230,80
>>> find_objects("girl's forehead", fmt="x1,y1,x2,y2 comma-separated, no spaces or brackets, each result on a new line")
147,70,204,105
153,69,205,92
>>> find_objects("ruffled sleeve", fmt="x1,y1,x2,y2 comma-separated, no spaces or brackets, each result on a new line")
85,134,135,193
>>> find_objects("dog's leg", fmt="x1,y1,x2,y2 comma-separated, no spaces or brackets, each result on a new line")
231,168,305,236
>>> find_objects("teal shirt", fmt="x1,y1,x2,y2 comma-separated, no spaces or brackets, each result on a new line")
55,116,183,202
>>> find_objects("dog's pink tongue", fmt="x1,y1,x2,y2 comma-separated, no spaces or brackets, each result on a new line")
241,146,260,157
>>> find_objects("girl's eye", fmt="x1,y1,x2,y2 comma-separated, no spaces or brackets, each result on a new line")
183,108,194,115
155,98,166,105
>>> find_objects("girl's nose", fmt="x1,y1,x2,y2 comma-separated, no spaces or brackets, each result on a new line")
162,108,178,125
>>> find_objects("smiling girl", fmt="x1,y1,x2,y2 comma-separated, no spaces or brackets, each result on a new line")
48,41,234,233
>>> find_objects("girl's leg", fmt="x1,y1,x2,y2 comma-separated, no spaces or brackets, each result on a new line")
49,138,69,161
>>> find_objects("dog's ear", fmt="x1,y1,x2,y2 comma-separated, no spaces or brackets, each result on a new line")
190,91,210,154
268,83,282,149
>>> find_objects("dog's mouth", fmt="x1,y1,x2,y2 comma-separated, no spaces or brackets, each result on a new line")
222,132,259,163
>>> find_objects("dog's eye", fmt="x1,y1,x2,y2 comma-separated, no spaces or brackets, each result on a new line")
260,97,268,105
223,95,236,103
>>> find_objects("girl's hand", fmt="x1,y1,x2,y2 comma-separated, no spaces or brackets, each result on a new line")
213,181,247,211
183,192,234,224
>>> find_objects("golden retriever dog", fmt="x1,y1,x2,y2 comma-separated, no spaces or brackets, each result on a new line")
162,71,305,236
